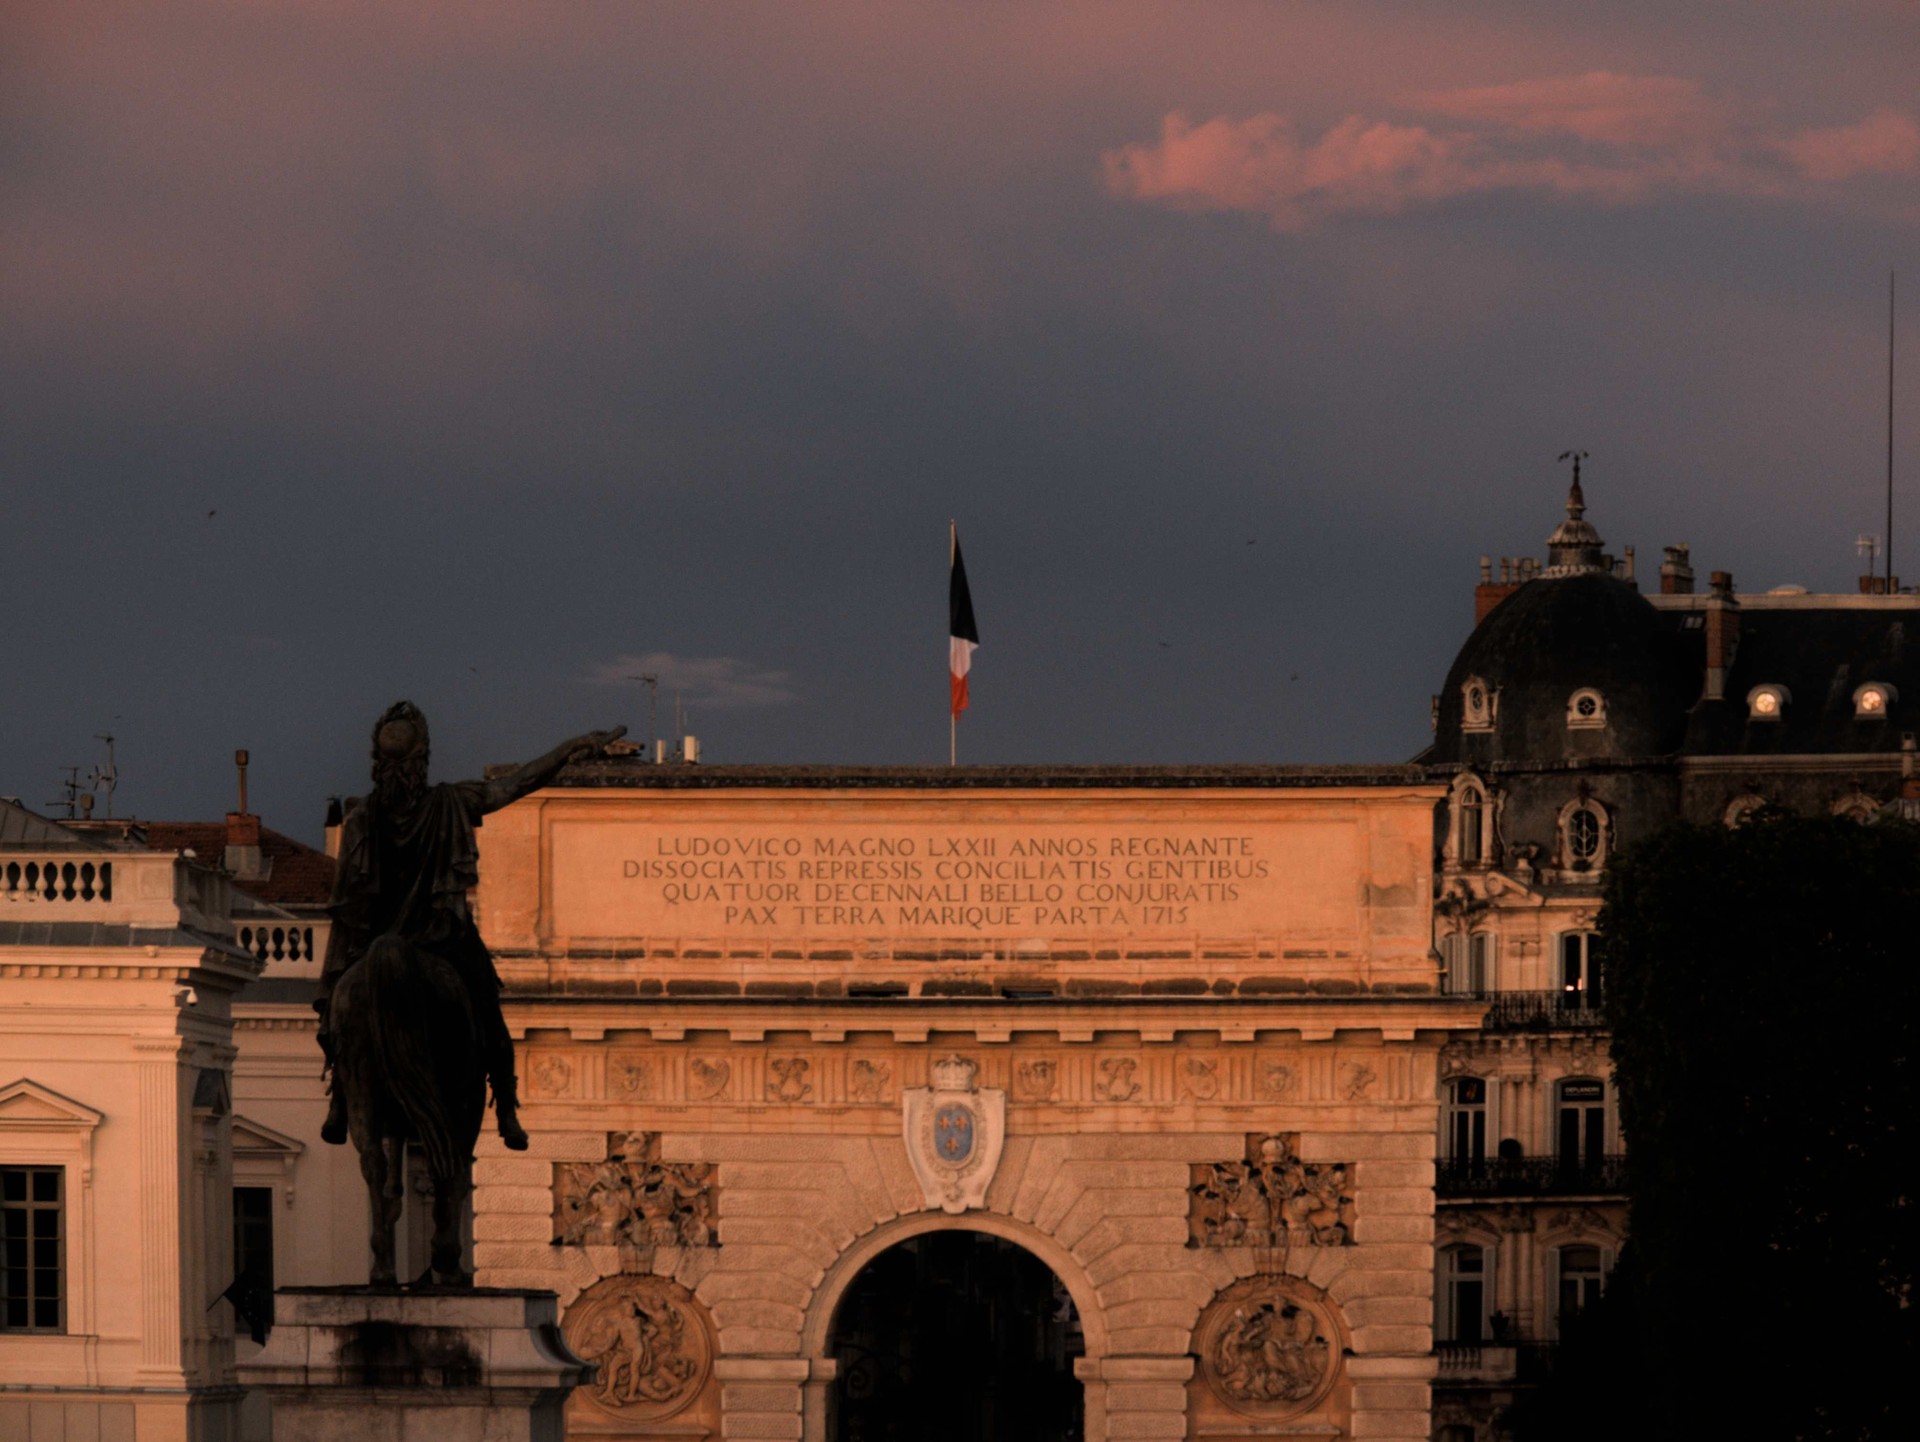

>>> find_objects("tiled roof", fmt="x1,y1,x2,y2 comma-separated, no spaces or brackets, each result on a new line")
140,822,336,906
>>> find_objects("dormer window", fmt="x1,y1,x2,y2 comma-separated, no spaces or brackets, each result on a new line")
1566,689,1607,730
1723,794,1769,828
1558,797,1611,872
1853,682,1897,719
1462,677,1497,733
1746,685,1790,721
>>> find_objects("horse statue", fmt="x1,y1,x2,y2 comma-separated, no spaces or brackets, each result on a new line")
328,933,486,1285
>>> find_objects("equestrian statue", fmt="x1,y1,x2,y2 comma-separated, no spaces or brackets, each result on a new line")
317,702,624,1284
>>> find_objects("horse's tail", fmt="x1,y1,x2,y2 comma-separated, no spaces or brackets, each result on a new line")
350,939,484,1185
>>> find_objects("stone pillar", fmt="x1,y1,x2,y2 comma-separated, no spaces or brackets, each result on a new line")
239,1288,591,1442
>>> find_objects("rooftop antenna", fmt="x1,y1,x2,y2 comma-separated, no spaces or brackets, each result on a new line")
623,673,661,758
88,734,118,819
47,766,82,820
1859,533,1881,578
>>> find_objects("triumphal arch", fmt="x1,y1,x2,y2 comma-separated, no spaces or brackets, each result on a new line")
467,763,1470,1441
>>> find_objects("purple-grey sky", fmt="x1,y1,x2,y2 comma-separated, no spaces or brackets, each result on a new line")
3,1,1917,839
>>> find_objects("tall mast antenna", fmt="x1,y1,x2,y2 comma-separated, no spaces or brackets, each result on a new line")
1889,271,1897,592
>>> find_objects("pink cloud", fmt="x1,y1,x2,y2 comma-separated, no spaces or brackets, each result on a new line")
1421,72,1734,153
1783,109,1920,182
1106,77,1920,231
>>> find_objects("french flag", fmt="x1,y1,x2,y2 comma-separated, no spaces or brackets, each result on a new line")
950,533,980,718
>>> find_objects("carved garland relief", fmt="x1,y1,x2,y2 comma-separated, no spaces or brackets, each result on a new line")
564,1274,712,1422
1188,1133,1357,1264
553,1131,718,1250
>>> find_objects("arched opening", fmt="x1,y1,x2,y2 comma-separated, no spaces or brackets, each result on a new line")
827,1229,1085,1441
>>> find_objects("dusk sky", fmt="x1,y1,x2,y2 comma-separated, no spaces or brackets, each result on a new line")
4,2,1917,839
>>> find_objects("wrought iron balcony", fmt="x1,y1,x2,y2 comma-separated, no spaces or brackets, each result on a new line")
1436,1154,1628,1198
1466,989,1608,1032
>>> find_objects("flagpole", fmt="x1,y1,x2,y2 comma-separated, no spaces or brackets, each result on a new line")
949,518,957,768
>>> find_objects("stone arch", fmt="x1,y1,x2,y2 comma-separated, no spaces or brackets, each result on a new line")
800,1208,1111,1362
800,1209,1112,1440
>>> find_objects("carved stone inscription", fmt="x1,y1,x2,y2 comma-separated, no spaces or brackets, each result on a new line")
1188,1134,1356,1257
565,1273,712,1420
554,1131,716,1249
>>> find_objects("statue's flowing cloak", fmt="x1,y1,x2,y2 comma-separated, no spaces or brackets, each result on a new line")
321,779,499,997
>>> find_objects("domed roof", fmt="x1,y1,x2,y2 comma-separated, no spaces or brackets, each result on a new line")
1432,562,1696,764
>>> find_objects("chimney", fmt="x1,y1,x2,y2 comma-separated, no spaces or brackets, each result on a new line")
224,748,265,879
1660,544,1694,595
1474,554,1521,624
1622,545,1636,583
1704,571,1740,702
323,797,344,859
1859,572,1903,594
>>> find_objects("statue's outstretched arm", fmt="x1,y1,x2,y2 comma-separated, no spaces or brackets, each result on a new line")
481,726,627,813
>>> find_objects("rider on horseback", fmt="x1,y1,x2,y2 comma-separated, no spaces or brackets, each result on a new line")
317,702,624,1152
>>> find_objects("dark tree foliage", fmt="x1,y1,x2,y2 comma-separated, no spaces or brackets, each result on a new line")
1510,816,1919,1442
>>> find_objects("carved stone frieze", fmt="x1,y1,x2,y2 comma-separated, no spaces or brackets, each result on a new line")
553,1131,717,1249
1339,1061,1377,1100
848,1058,893,1103
528,1053,574,1098
1195,1275,1342,1417
1258,1061,1296,1098
1014,1057,1058,1101
1094,1056,1141,1101
1179,1056,1221,1101
687,1057,730,1100
1188,1134,1356,1261
608,1053,655,1099
564,1273,711,1420
767,1056,813,1102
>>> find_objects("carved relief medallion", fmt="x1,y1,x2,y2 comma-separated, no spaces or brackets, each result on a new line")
565,1274,712,1421
1095,1056,1141,1101
1014,1058,1058,1101
1196,1276,1342,1418
1258,1062,1296,1098
1179,1056,1221,1101
687,1057,731,1100
608,1053,655,1099
1339,1062,1377,1100
528,1053,574,1098
848,1058,893,1103
902,1054,1006,1214
553,1132,717,1249
767,1056,813,1103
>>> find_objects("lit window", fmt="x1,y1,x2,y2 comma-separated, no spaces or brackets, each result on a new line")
1853,683,1896,719
1746,685,1789,721
1566,688,1606,730
1559,933,1604,1011
1,1167,63,1333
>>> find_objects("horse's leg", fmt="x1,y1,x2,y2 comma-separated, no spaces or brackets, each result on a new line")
359,1135,397,1285
429,1162,472,1286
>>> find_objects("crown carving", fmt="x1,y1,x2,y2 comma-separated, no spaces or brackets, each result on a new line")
930,1054,979,1092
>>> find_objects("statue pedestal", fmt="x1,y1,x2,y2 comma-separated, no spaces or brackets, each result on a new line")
239,1287,593,1442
